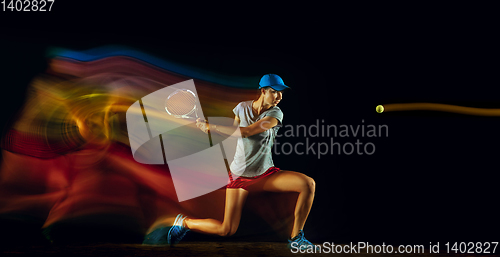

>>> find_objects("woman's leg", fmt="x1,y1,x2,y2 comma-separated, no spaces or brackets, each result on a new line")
250,170,315,238
184,188,248,236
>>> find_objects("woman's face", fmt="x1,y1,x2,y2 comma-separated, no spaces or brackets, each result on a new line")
262,88,283,106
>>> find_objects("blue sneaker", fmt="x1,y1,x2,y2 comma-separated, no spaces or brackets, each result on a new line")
167,214,190,246
287,230,314,250
142,226,171,245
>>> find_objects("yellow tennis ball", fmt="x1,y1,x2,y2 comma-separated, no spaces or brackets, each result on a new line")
376,105,384,113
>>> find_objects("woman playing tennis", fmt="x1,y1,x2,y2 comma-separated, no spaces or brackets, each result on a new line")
153,74,315,249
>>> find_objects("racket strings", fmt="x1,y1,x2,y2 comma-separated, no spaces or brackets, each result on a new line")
165,90,197,116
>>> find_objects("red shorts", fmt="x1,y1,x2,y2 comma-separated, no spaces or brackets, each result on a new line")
226,167,280,190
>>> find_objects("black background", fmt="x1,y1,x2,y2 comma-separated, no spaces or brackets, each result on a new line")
1,1,499,247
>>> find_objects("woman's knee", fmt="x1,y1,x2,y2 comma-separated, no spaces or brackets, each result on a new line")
219,225,238,237
302,175,316,194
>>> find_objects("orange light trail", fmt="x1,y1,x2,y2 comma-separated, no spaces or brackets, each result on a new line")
377,103,500,116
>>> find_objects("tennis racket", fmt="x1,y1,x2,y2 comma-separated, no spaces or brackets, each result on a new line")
165,89,199,119
164,88,212,142
164,88,231,173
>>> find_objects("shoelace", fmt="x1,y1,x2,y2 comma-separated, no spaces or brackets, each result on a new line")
177,216,189,231
296,237,312,245
290,231,312,247
173,225,188,234
169,215,190,244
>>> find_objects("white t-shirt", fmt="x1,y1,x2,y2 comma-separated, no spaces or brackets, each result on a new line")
229,100,283,177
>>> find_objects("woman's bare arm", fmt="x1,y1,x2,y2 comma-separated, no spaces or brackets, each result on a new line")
196,116,278,138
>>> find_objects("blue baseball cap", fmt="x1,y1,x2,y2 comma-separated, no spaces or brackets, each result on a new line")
258,74,290,91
